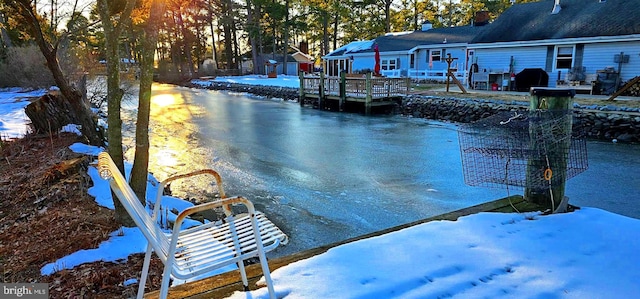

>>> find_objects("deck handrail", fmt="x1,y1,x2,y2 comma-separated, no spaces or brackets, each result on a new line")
301,74,409,98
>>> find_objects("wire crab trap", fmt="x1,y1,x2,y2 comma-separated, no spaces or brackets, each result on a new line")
458,110,588,191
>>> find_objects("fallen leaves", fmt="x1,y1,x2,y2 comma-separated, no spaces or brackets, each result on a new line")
0,133,165,298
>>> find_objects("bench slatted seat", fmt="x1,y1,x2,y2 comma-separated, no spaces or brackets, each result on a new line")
97,152,287,299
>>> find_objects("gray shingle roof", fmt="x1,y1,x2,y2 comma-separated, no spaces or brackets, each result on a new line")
471,0,640,44
328,26,483,57
374,26,483,52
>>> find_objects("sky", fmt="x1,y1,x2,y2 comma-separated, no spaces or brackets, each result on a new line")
2,79,640,298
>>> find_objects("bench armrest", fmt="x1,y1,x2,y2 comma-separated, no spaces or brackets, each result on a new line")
155,169,231,219
173,195,256,230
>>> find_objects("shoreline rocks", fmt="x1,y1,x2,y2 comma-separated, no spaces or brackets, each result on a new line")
187,81,300,101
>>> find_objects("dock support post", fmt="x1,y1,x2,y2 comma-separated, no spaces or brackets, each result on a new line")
299,71,305,107
406,77,411,94
365,72,372,115
525,88,575,213
339,71,346,111
319,72,325,110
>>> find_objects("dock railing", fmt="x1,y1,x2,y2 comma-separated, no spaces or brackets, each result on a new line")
299,72,410,115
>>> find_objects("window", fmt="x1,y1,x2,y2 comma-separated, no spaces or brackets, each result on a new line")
431,50,442,62
555,46,574,69
429,49,447,63
381,59,397,70
410,54,415,69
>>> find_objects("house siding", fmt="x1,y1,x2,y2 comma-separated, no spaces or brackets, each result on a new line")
471,43,640,87
275,62,299,76
352,56,374,73
472,46,547,74
582,41,640,83
412,47,467,72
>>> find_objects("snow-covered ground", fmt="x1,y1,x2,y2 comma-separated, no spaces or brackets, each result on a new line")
191,74,302,89
2,79,639,298
0,88,46,138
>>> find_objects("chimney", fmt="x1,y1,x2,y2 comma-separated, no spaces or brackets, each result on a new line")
421,21,433,31
299,41,309,54
551,0,561,14
474,11,490,26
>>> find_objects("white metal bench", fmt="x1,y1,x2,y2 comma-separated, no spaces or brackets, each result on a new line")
97,152,287,299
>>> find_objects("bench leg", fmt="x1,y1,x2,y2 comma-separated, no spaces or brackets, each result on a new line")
237,260,249,291
257,248,276,299
228,217,250,289
251,217,277,299
159,259,173,298
137,244,154,299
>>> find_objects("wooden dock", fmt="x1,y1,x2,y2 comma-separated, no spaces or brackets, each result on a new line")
144,195,545,299
299,72,410,115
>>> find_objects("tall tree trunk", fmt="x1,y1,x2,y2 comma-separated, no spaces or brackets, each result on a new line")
97,0,137,227
208,0,219,70
322,10,329,56
130,0,166,200
0,12,12,48
413,0,418,31
384,0,391,33
170,12,183,75
282,0,289,75
332,11,339,51
258,6,264,74
246,0,260,74
232,17,240,72
195,20,202,71
175,9,194,78
222,0,234,69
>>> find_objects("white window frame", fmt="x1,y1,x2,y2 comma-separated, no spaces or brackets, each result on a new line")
555,45,574,70
381,59,397,70
431,50,442,62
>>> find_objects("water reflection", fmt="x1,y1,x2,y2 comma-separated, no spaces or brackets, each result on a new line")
123,85,217,200
151,93,177,107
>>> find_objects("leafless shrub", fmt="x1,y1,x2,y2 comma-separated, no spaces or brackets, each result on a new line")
0,46,55,88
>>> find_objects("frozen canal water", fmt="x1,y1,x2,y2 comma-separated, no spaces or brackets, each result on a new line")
122,85,640,257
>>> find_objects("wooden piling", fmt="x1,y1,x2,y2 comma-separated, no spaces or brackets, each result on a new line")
365,72,372,115
525,88,575,212
339,71,346,111
299,71,305,106
319,72,325,110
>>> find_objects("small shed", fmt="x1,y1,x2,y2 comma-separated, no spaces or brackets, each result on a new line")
265,60,278,78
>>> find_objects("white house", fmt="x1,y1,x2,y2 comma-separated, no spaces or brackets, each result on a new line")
469,0,640,93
